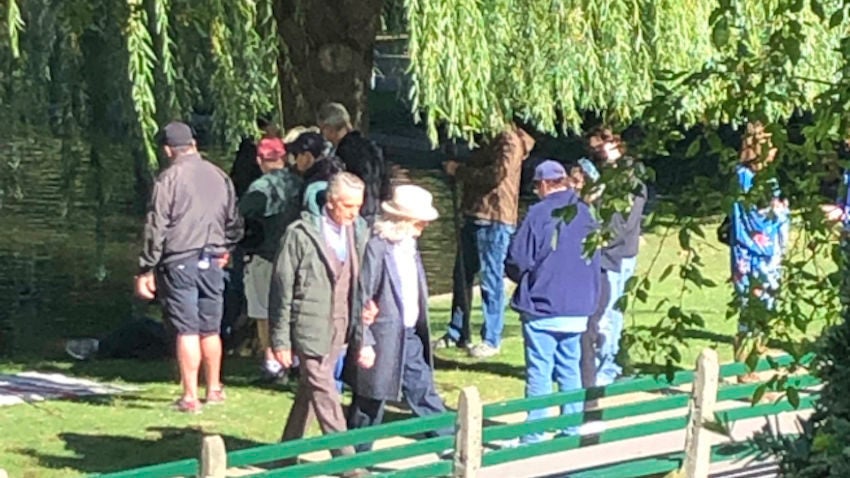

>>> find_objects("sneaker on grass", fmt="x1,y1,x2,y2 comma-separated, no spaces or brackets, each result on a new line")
578,421,607,436
468,343,500,358
65,338,100,360
431,335,469,350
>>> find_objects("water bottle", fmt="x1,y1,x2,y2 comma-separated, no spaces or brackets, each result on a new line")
198,247,212,270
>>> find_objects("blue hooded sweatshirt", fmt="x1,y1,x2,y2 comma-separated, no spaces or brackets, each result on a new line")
506,189,601,319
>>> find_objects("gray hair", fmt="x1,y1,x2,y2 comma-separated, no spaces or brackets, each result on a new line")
373,215,420,243
317,102,352,131
327,172,365,199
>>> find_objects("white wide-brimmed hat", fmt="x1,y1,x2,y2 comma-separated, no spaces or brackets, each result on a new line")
381,184,439,222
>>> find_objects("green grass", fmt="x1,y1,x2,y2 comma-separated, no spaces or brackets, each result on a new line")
0,225,760,477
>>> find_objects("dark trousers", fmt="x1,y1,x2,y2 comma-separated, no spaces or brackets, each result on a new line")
446,219,513,348
221,245,246,348
581,270,611,388
281,318,354,457
348,329,449,452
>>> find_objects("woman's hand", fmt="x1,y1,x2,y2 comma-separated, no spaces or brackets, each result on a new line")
358,346,376,369
362,300,379,325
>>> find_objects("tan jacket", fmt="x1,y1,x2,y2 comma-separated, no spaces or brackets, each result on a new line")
458,125,535,226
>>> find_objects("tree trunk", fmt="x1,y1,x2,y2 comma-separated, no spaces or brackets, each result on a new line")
274,0,384,132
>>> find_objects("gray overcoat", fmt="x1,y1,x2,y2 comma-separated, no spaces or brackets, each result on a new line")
345,235,433,402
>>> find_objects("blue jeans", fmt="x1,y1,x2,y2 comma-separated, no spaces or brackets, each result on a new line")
597,256,637,386
521,320,583,443
447,218,514,348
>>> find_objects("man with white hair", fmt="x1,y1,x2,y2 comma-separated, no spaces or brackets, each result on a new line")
317,102,391,225
345,184,450,451
269,172,368,461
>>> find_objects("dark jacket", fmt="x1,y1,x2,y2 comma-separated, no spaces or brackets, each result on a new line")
303,155,346,186
230,137,262,199
139,153,243,273
237,169,304,261
601,180,647,271
506,189,601,318
335,131,391,222
345,236,433,401
268,188,369,356
230,138,263,251
459,125,535,226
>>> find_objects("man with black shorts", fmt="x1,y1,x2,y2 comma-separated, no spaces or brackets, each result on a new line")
135,121,243,413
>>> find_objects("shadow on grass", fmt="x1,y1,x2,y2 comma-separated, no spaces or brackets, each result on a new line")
15,426,266,475
433,355,525,381
23,356,284,388
681,328,811,353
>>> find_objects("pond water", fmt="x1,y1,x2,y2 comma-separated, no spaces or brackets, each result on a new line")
0,140,499,358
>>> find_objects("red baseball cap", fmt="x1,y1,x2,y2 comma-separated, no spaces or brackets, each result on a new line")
257,138,286,161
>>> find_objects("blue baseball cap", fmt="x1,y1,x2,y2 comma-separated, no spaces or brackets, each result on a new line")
533,160,567,181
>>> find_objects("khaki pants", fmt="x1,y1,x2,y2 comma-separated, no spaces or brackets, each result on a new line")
255,319,271,352
281,318,353,457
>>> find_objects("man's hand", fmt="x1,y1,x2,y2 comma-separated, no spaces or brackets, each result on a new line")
358,346,376,369
134,272,156,300
273,348,293,368
443,160,460,177
362,300,379,325
215,252,231,268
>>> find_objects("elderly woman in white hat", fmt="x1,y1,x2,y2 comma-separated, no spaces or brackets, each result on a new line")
345,184,451,451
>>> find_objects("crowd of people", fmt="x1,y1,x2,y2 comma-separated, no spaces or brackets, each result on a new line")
65,105,827,468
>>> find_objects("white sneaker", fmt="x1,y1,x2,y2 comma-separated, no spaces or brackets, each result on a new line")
490,438,521,449
65,338,100,360
468,343,500,358
579,421,607,436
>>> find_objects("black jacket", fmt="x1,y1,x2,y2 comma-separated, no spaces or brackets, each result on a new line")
229,137,263,250
335,131,391,221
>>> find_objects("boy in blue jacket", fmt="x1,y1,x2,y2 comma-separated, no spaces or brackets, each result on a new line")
505,160,601,443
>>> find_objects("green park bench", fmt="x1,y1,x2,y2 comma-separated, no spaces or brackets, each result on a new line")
93,349,817,478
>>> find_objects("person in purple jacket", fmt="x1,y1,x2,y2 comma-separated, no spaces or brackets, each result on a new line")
505,160,601,444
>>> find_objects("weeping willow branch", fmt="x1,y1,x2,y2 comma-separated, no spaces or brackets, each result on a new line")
126,0,159,168
152,0,177,111
5,0,24,58
406,0,846,144
207,0,277,145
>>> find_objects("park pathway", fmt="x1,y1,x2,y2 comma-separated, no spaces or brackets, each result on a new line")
224,383,808,477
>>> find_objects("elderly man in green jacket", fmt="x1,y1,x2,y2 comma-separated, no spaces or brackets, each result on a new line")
269,172,369,461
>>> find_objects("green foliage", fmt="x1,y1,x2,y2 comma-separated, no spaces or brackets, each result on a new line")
206,0,279,146
126,0,158,166
766,241,850,476
406,0,847,144
5,0,24,58
0,0,280,169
